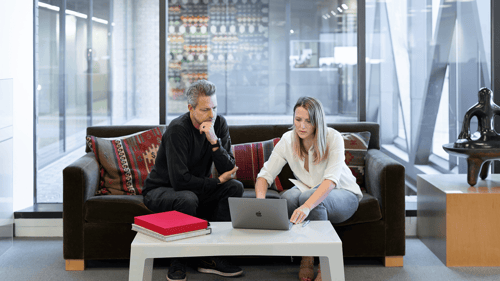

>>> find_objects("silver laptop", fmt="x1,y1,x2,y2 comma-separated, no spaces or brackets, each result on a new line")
228,198,293,230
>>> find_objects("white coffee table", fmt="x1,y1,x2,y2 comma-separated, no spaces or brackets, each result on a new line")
128,221,344,281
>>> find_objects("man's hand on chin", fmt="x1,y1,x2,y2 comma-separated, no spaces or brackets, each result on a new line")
199,121,218,145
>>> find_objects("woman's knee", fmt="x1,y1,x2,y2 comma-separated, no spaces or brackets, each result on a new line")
281,188,302,217
298,189,315,206
325,190,359,223
307,204,328,221
281,188,301,204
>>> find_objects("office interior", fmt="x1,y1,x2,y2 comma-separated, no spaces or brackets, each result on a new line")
1,0,500,277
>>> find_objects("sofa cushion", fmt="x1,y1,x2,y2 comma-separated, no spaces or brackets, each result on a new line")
84,195,153,223
211,138,284,191
86,127,165,195
334,191,382,226
342,131,371,191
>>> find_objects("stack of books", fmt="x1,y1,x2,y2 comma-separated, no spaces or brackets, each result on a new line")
132,211,212,242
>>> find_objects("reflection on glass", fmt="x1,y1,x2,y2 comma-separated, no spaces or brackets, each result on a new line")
92,0,110,127
66,0,89,152
38,5,60,165
289,0,358,116
166,0,358,118
365,0,491,176
36,0,160,203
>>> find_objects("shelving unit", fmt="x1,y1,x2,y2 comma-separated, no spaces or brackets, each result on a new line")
167,0,269,113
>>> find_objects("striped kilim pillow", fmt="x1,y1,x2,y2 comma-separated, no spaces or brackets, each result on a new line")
342,131,371,191
86,127,165,195
211,138,283,191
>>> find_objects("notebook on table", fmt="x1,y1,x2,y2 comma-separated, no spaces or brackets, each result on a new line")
133,211,211,242
228,198,293,230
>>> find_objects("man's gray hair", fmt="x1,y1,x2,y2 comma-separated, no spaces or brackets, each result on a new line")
185,80,216,108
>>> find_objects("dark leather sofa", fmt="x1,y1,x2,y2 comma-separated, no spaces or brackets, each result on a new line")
63,122,405,270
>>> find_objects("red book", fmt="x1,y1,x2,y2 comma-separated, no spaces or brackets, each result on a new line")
134,211,208,236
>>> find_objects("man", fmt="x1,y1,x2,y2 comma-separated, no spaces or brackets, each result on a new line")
142,80,244,281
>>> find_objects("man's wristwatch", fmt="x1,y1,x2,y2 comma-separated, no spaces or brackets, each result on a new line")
210,138,221,149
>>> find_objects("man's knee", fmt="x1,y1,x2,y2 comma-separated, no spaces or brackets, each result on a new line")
173,190,199,209
226,179,244,197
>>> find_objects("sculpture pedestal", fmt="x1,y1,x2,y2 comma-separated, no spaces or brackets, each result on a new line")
442,143,500,185
417,174,500,266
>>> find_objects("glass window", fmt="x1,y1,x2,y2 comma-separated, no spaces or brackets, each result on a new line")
36,0,361,203
166,0,359,123
366,0,491,181
432,66,449,160
36,0,160,203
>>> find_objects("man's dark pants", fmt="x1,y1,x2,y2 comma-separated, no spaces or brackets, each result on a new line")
144,179,244,221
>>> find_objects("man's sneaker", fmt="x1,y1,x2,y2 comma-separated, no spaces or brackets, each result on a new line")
167,258,187,281
197,256,243,277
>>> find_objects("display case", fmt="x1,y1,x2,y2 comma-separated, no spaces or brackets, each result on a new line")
167,0,269,113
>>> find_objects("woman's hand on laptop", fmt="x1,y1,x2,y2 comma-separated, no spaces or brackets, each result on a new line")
290,204,311,224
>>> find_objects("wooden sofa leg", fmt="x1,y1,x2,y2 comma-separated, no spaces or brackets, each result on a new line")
384,256,404,267
65,259,85,271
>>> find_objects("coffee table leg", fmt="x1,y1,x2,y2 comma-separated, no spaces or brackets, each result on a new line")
319,254,345,281
128,255,154,281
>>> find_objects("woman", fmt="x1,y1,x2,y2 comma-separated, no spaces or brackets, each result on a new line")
255,97,362,281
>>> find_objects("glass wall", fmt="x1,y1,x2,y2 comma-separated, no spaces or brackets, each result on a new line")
366,0,491,190
36,0,160,203
166,0,359,120
34,0,497,202
36,0,359,203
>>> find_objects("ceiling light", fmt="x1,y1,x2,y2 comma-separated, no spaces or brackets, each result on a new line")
92,17,108,25
66,10,88,19
38,2,60,12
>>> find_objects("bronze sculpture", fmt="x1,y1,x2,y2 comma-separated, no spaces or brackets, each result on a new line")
443,87,500,185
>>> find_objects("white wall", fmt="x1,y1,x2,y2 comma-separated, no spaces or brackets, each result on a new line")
0,0,34,211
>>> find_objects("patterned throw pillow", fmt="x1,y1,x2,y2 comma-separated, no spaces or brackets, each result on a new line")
211,138,284,191
342,131,371,191
86,127,165,195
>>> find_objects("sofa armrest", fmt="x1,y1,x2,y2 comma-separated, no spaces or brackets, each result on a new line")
63,152,100,260
365,149,405,256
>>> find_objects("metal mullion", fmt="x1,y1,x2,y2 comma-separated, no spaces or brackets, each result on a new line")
59,0,67,153
358,0,366,122
448,52,458,171
87,0,93,127
108,0,114,125
124,0,128,121
160,0,167,124
132,2,137,118
492,0,500,173
33,0,39,204
285,0,291,114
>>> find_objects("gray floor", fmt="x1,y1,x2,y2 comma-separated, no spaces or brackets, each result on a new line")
1,237,500,281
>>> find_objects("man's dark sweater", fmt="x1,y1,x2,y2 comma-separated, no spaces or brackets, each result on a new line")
142,112,235,197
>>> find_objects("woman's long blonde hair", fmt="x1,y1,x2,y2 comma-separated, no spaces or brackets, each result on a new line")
291,96,329,164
